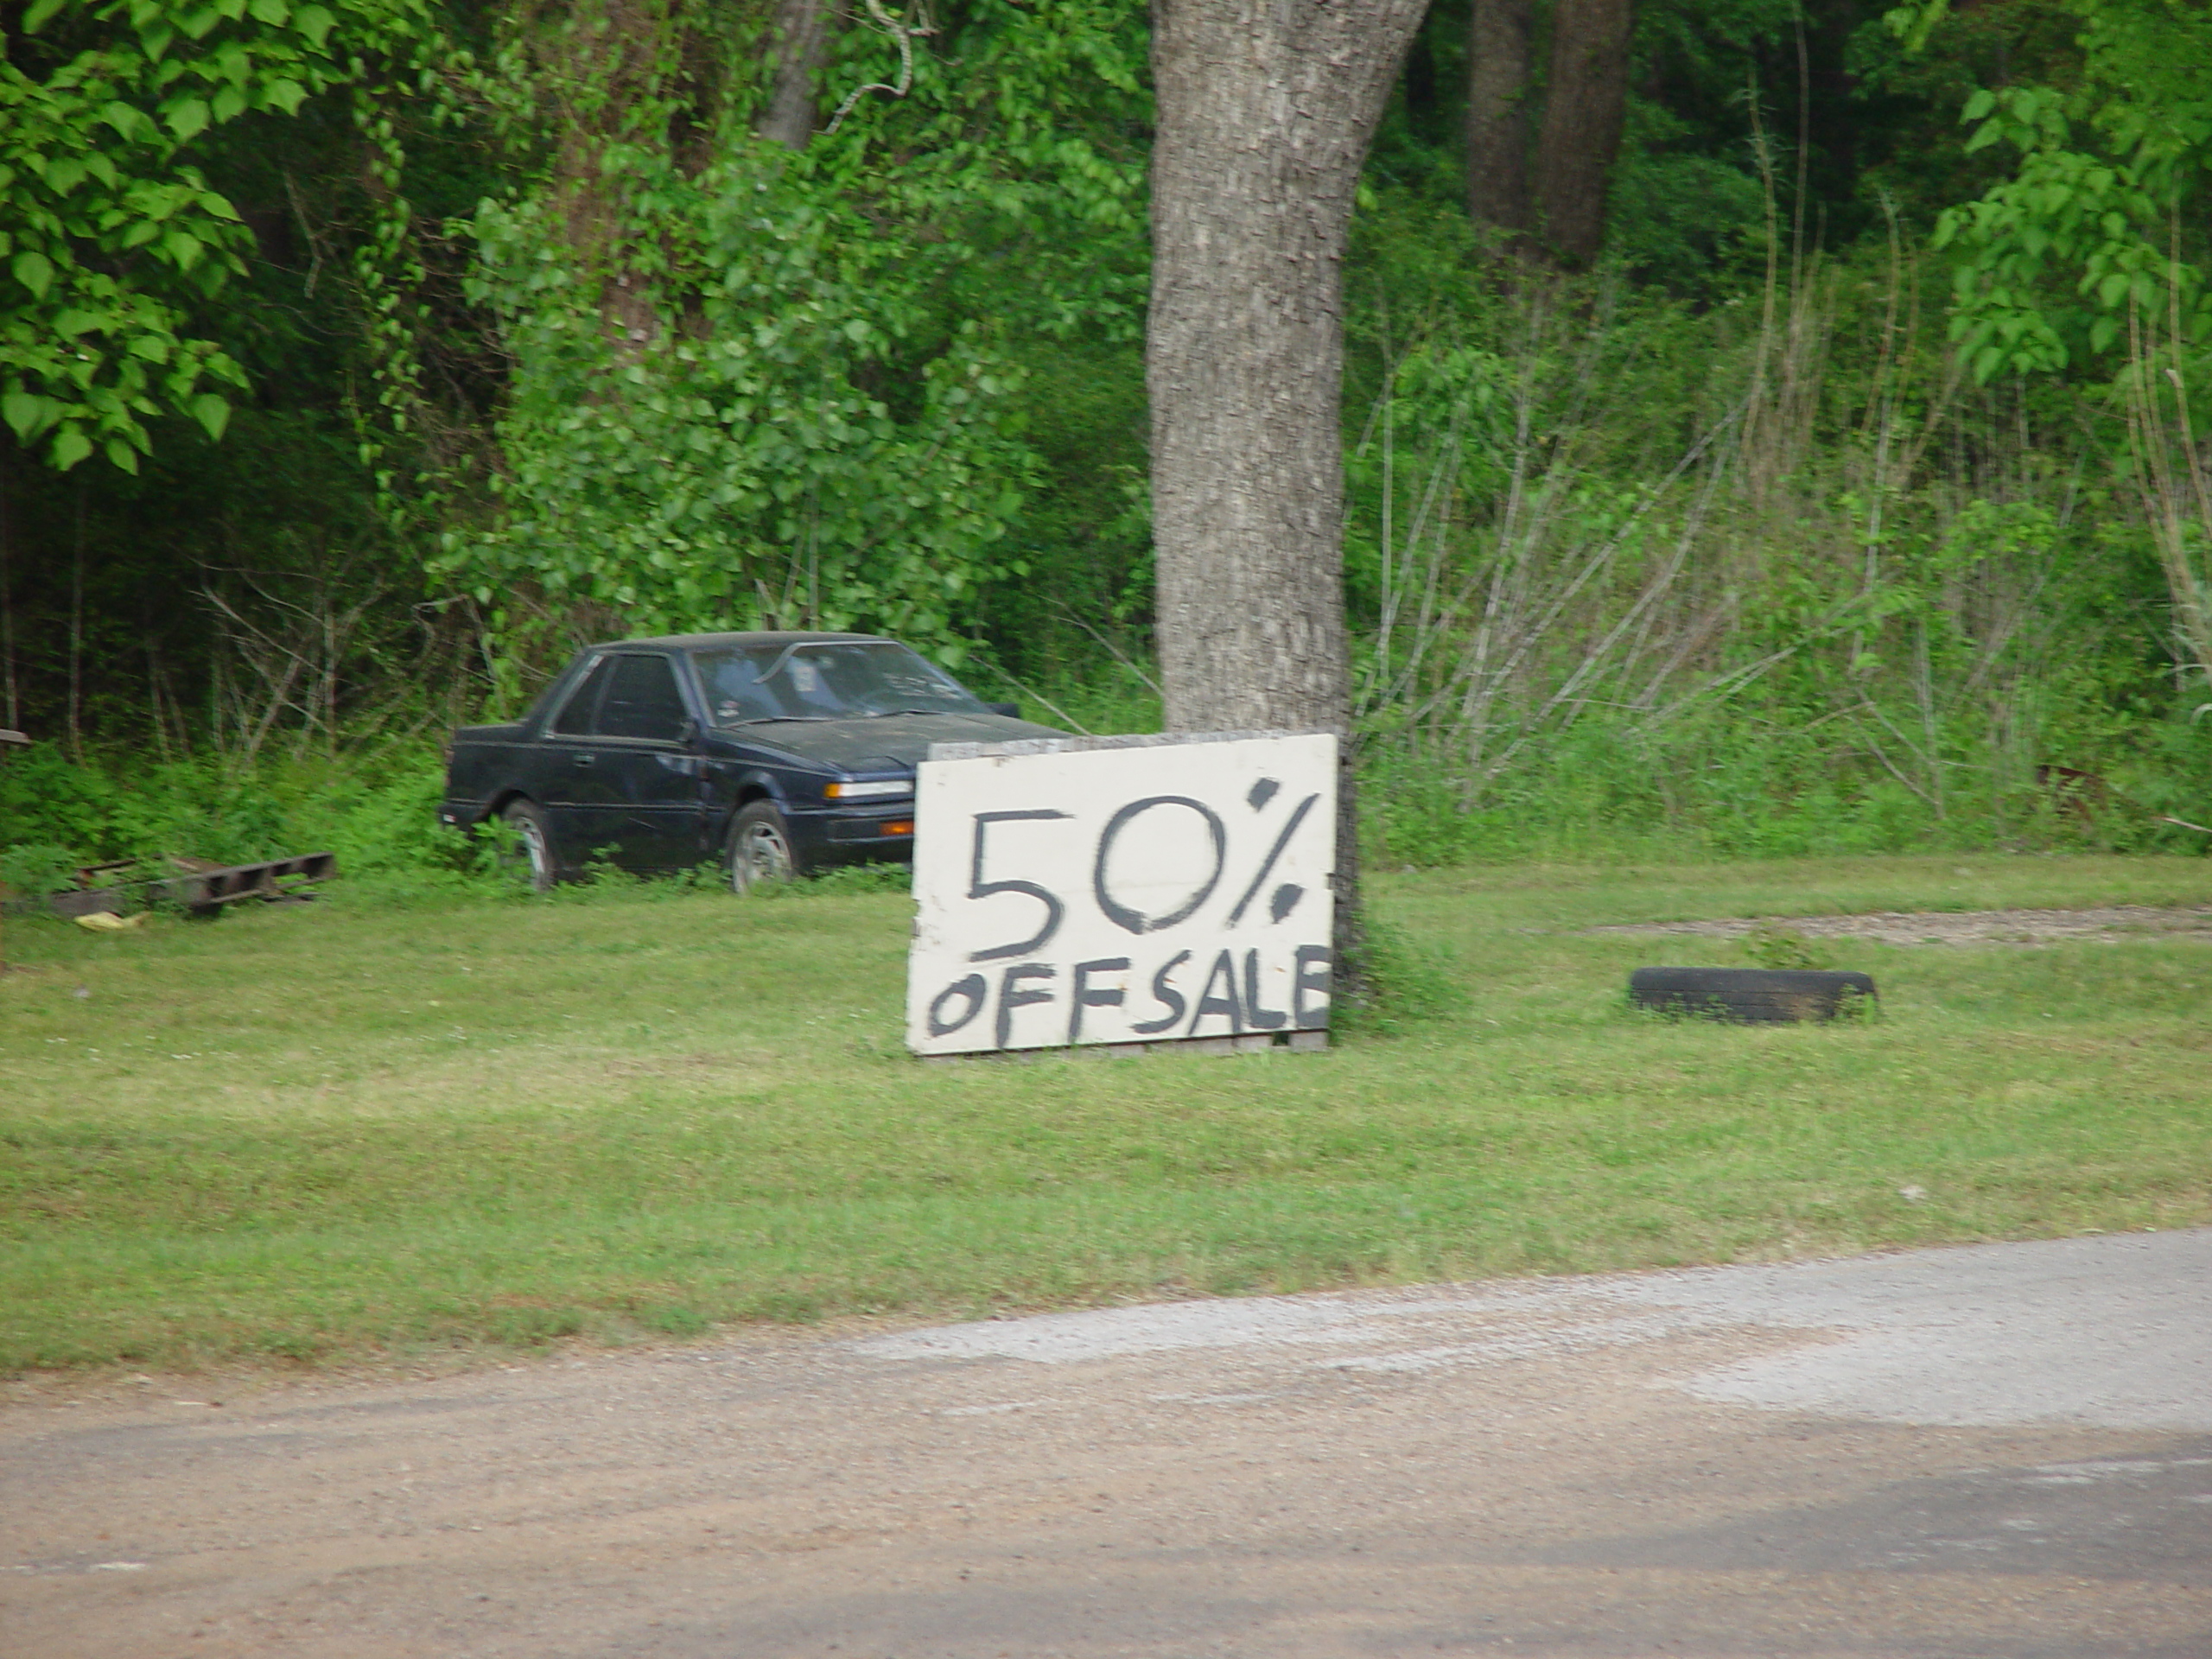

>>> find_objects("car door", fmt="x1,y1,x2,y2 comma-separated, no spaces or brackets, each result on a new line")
587,652,704,869
537,654,627,864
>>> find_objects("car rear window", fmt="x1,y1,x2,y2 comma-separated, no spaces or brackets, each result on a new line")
550,657,615,735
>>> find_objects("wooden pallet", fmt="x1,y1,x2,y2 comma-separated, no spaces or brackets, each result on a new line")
41,853,339,919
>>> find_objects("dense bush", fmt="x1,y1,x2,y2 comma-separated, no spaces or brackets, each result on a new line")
6,0,2211,877
0,743,480,901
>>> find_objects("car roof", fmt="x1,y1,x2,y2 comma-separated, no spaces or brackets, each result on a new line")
586,631,892,652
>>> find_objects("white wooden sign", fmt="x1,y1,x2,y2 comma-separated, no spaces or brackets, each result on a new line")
906,733,1338,1055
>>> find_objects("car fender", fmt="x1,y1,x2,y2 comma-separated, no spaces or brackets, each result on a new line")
709,766,808,844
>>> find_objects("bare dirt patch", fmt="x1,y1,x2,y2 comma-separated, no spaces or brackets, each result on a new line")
1586,903,2212,947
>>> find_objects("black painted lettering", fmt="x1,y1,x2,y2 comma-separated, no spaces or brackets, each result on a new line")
1092,797,1226,935
969,810,1070,963
1129,950,1192,1035
1293,945,1332,1029
1242,949,1287,1030
1187,949,1243,1037
995,962,1057,1049
1225,791,1319,925
927,973,988,1038
1068,957,1131,1045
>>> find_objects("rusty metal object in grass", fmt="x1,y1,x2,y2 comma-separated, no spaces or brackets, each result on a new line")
40,852,339,920
1630,966,1878,1024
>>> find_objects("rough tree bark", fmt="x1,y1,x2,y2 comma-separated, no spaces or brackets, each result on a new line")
529,0,689,359
1530,0,1633,265
756,0,842,150
1148,0,1428,994
1465,0,1535,233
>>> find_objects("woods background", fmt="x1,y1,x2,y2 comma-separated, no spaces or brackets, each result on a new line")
5,0,2211,886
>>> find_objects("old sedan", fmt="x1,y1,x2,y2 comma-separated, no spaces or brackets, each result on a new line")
438,632,1062,890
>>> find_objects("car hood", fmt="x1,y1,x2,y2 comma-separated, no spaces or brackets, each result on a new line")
709,711,1064,773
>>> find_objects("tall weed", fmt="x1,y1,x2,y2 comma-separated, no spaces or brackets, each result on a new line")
1340,198,2212,862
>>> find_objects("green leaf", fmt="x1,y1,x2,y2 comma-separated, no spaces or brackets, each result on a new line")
105,439,141,474
51,426,92,470
262,78,308,115
189,391,230,441
248,0,289,20
292,3,334,46
2,391,52,442
22,0,65,29
164,99,211,142
11,251,54,300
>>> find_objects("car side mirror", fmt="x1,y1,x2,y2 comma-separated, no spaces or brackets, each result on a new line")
984,701,1020,719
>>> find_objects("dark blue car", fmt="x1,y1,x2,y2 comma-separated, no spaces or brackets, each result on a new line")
438,632,1062,890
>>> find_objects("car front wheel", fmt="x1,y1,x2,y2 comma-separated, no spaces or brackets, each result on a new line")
725,801,797,893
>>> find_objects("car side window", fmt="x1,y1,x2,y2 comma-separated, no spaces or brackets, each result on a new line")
596,654,690,741
550,657,615,736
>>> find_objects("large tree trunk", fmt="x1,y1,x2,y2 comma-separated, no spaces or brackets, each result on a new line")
1465,0,1535,233
1531,0,1632,265
756,0,842,150
1148,0,1428,994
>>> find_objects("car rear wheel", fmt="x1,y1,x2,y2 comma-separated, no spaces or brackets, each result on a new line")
500,799,560,893
726,801,797,893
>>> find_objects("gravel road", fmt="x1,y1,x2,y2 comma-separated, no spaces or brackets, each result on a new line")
7,1229,2209,1657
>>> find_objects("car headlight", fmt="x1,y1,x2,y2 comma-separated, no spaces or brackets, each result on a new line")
825,779,912,801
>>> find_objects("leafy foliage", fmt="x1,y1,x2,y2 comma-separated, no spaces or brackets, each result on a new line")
4,0,2211,870
0,0,432,471
439,0,1147,668
454,145,1041,663
1918,0,2212,380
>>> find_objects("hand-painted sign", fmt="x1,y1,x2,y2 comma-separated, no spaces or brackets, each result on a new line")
906,733,1338,1055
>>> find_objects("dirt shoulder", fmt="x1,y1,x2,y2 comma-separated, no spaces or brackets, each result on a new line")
1586,901,2212,946
6,1232,2208,1658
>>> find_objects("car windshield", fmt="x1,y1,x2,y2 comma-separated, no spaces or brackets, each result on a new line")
690,641,988,725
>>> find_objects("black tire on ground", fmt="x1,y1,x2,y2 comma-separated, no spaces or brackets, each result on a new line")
500,799,562,893
1629,966,1878,1024
725,801,798,894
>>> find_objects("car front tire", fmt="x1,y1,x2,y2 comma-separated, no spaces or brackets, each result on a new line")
725,801,798,893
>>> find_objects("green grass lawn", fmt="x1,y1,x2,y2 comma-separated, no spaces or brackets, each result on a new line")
3,855,2209,1374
